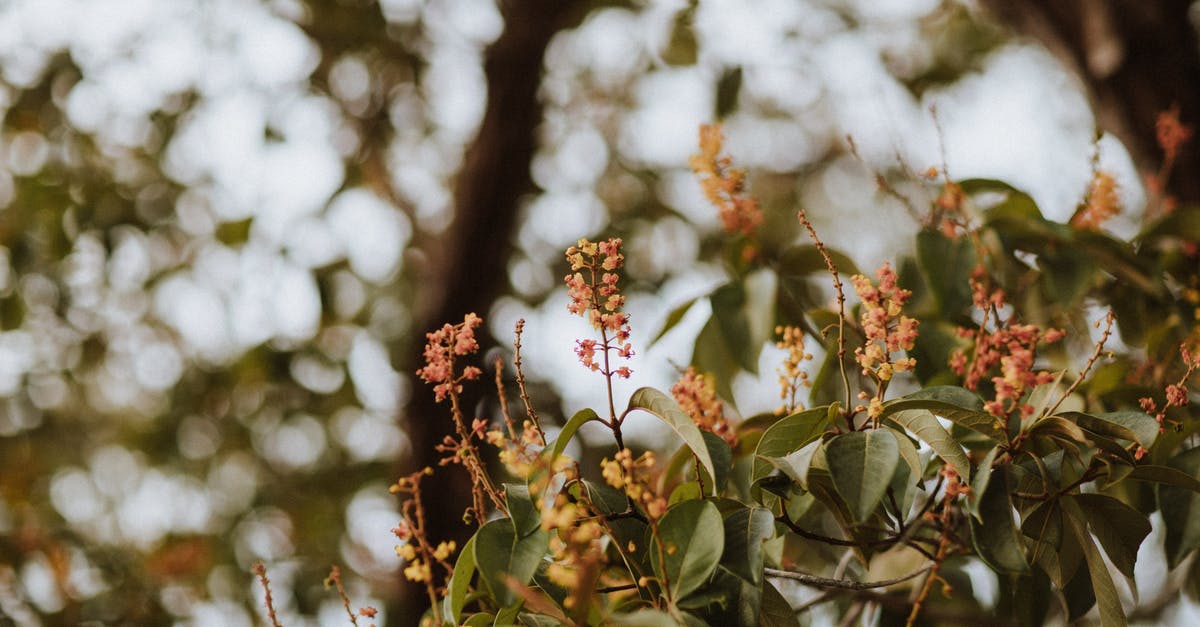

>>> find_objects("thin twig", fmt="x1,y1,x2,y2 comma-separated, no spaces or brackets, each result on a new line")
325,565,359,626
765,564,932,590
1044,310,1114,418
513,319,545,444
796,208,854,429
252,563,282,627
494,357,518,440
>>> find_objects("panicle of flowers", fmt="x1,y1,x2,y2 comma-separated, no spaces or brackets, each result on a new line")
671,367,736,446
851,263,919,418
950,270,1065,420
1071,170,1121,230
416,313,483,403
1139,342,1200,429
485,418,547,478
689,124,764,237
389,469,455,620
600,448,668,520
565,238,634,379
775,325,813,414
538,490,606,611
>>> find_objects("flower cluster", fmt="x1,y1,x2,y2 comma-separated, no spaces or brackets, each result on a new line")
1139,342,1200,428
671,367,736,446
600,448,667,520
486,418,547,478
1071,171,1121,230
539,492,606,607
775,325,813,414
565,238,634,378
950,272,1065,419
689,124,764,237
416,313,483,403
389,469,455,614
851,263,919,416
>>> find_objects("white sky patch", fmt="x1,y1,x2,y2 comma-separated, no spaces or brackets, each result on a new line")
620,67,715,168
347,331,402,413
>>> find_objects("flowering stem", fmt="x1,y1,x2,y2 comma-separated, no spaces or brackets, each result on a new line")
796,208,854,430
1044,310,1114,418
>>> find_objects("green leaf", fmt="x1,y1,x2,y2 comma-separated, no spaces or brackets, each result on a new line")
881,392,1003,442
692,318,738,403
700,430,732,493
1127,464,1200,493
473,518,549,608
445,535,477,623
463,613,494,626
966,446,1000,521
545,408,599,464
1025,416,1087,443
493,604,521,626
751,405,831,483
1068,493,1150,580
969,467,1029,574
505,484,541,537
759,580,801,627
759,439,821,489
612,609,681,627
1057,410,1158,450
916,228,975,315
1157,447,1200,568
1062,497,1127,627
651,296,700,346
720,507,775,584
826,429,900,522
714,66,742,119
709,272,776,374
652,499,725,601
626,388,717,495
889,426,923,486
883,409,970,479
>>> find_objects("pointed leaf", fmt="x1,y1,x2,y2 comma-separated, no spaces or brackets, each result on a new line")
969,467,1029,574
445,534,477,623
967,446,1001,521
751,405,830,483
1069,493,1150,580
881,394,1003,441
826,430,900,522
651,296,700,345
759,580,801,627
1127,464,1200,493
1058,410,1158,450
545,408,599,464
505,484,541,537
473,518,549,608
651,499,725,600
720,507,775,584
1062,497,1127,627
626,388,716,495
884,409,970,479
1157,447,1200,568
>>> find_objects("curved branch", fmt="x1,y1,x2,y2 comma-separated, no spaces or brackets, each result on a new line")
764,564,932,590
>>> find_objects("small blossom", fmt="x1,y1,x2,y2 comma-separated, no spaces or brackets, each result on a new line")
416,313,484,403
690,124,764,237
775,325,813,414
672,367,736,446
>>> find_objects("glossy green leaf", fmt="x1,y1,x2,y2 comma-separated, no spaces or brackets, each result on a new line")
826,429,899,522
700,430,732,494
626,387,716,495
1025,416,1087,443
1158,447,1200,568
463,613,493,626
1069,493,1150,580
1127,464,1200,493
720,507,775,584
545,408,599,464
884,409,970,479
1057,410,1159,449
652,499,725,601
969,467,1029,574
751,405,830,483
445,534,477,623
1062,497,1127,627
505,484,540,537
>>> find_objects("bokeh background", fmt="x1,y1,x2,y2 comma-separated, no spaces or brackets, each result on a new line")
0,0,1196,625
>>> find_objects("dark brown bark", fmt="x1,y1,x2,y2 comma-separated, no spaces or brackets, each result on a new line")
980,0,1200,204
396,0,593,620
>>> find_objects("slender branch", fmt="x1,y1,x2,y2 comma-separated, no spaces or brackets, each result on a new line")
494,357,518,440
765,564,932,590
252,563,282,627
512,319,545,444
796,208,854,429
1044,310,1114,418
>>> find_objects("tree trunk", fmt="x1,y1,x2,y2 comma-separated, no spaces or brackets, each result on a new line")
980,0,1200,205
396,0,591,618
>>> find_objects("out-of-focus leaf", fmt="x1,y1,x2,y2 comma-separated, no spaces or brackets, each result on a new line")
826,429,899,522
545,407,599,464
650,296,700,346
445,534,477,623
693,317,738,402
1057,410,1158,450
759,580,800,627
652,499,724,601
967,446,1000,521
714,66,742,119
1157,447,1200,569
474,518,549,608
626,388,716,494
916,228,975,315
